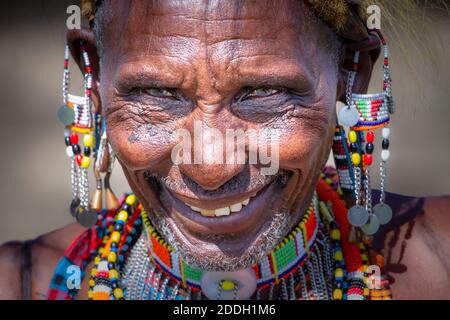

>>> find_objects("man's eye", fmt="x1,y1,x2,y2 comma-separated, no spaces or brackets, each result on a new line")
141,88,175,98
244,88,282,99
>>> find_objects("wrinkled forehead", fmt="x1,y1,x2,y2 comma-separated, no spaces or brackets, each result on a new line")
97,0,335,67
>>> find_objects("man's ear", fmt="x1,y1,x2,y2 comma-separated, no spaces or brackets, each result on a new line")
337,31,381,104
66,28,101,114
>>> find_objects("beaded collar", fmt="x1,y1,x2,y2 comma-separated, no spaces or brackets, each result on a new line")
47,173,392,300
140,198,320,294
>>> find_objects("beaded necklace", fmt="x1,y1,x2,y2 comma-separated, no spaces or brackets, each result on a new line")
86,176,378,300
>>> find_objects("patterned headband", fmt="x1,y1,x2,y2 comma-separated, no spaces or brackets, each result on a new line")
81,0,371,41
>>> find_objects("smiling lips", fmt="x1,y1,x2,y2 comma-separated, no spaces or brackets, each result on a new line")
143,170,290,237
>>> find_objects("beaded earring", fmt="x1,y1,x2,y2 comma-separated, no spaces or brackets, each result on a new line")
57,41,118,227
335,31,394,236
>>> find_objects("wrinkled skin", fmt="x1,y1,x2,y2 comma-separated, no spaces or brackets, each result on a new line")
94,0,346,271
1,0,450,299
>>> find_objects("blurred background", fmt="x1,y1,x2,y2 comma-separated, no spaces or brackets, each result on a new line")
0,1,449,244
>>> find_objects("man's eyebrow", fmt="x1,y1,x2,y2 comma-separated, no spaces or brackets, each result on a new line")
236,72,314,92
231,59,317,92
113,62,185,91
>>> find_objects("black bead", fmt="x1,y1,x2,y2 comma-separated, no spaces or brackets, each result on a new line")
110,242,118,249
122,204,131,213
108,262,115,270
84,146,91,156
72,144,81,155
382,138,390,150
365,143,374,154
65,136,71,146
350,142,358,153
114,223,123,231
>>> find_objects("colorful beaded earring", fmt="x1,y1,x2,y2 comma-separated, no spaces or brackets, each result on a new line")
335,31,394,236
57,41,118,227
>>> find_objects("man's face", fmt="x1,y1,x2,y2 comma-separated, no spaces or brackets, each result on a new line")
97,0,339,271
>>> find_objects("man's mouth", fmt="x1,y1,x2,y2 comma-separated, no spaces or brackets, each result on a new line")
142,169,292,238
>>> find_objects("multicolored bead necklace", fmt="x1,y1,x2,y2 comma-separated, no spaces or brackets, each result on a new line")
84,176,387,300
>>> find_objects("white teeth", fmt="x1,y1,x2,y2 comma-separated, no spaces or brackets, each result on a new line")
230,203,242,213
185,197,251,217
214,207,230,216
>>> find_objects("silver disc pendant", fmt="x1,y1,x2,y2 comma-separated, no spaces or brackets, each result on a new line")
361,215,380,235
70,198,80,218
201,268,257,300
57,104,75,125
373,203,393,225
348,205,369,227
338,106,360,127
76,208,98,228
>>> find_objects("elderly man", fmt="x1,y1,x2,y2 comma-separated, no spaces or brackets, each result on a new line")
0,0,449,300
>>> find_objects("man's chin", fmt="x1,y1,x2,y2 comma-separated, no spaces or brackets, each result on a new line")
149,210,292,272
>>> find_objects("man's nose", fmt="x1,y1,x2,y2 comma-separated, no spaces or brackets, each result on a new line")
178,162,245,191
178,112,247,190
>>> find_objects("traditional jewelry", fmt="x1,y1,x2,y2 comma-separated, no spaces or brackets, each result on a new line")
335,31,395,236
57,41,119,227
47,173,391,300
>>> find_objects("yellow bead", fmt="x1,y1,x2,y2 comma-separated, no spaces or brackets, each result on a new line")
117,210,128,222
333,289,343,300
94,256,101,264
110,231,121,243
109,269,119,279
335,251,343,261
221,280,236,291
114,288,124,299
89,279,95,287
361,254,368,261
108,251,117,263
351,153,361,166
331,229,341,240
335,268,344,278
364,288,370,296
83,134,94,147
348,130,357,143
125,194,136,206
91,268,97,276
88,290,94,299
81,156,91,168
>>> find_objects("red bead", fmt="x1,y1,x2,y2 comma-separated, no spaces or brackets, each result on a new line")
363,154,373,166
70,133,79,145
366,131,375,143
75,154,83,166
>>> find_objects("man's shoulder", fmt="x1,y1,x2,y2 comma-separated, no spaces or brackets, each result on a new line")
374,193,450,299
0,223,86,300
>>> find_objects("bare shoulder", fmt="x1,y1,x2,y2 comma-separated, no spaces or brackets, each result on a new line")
0,241,23,299
373,193,450,299
0,223,85,300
